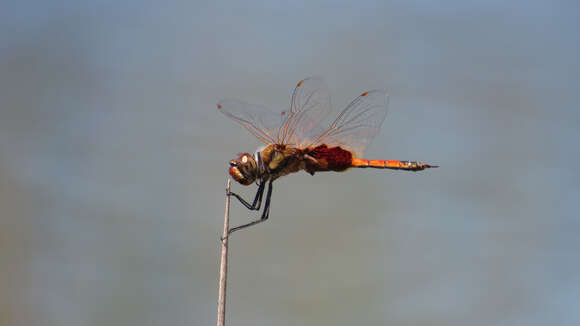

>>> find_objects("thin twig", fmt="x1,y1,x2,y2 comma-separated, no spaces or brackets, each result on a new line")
217,179,231,326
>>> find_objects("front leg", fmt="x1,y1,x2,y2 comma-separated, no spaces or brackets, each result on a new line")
228,180,265,211
228,179,273,235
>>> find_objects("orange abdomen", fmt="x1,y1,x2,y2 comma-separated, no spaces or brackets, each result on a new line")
351,158,438,171
306,145,438,173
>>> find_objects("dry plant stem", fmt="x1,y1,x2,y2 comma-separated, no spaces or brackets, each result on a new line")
217,179,231,326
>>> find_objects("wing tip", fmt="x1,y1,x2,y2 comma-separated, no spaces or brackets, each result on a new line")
359,89,389,98
296,76,326,87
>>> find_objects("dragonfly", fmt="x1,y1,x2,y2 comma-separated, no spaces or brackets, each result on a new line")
218,77,437,235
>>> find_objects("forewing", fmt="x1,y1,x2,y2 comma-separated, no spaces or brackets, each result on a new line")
217,99,284,145
310,90,389,157
278,77,332,147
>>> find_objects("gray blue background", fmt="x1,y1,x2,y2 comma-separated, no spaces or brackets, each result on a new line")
1,1,578,325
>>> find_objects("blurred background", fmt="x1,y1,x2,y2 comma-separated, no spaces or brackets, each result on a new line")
1,1,579,325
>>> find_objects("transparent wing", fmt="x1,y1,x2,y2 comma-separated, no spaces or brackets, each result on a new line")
217,99,285,145
217,78,386,155
309,90,389,157
278,77,332,147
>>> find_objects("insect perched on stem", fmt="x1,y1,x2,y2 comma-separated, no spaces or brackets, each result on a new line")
218,77,438,235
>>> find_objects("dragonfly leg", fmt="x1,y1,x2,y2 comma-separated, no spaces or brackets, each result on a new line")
228,180,265,211
227,180,273,235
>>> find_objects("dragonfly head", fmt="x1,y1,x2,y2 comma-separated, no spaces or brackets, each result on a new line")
229,153,257,185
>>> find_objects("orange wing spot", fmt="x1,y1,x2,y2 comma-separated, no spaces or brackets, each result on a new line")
361,91,369,97
297,80,303,87
217,104,222,109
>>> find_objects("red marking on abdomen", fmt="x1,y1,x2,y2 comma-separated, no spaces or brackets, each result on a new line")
308,145,353,172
